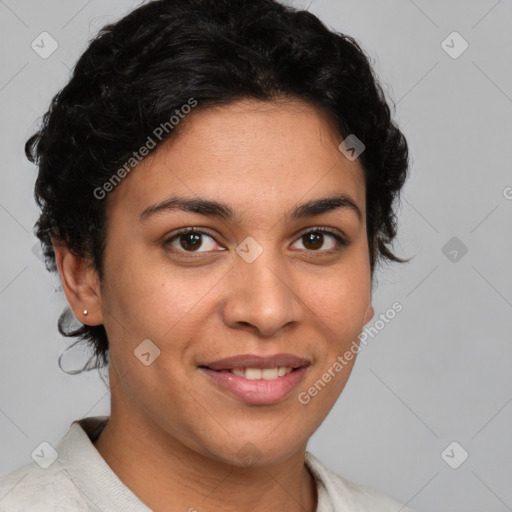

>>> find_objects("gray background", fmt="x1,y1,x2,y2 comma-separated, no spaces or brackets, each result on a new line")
1,1,511,511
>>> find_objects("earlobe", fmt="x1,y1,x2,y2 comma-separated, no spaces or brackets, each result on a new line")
52,237,103,325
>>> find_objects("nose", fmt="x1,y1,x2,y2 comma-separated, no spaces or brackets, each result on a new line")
220,247,304,338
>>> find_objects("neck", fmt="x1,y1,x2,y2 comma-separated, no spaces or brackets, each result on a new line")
93,408,317,512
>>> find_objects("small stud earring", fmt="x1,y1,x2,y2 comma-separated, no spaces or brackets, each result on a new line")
83,309,88,316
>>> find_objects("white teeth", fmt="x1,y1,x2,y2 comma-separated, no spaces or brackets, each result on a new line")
261,368,278,380
245,368,262,380
229,366,293,380
277,366,288,377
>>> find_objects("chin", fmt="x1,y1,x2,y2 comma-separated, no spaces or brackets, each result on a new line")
204,435,306,469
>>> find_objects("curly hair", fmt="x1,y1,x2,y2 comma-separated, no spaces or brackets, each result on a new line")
26,0,410,374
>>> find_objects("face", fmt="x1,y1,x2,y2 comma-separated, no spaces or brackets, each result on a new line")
95,98,374,466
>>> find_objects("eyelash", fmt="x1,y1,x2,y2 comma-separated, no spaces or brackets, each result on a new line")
163,226,348,256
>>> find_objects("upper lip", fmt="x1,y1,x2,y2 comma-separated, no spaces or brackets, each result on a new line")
201,353,311,371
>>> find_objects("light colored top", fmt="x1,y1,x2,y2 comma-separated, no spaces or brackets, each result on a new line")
0,416,414,511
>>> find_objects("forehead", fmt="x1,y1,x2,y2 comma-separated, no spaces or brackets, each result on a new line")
106,98,366,222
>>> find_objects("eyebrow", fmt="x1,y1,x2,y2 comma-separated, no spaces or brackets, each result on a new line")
139,194,362,223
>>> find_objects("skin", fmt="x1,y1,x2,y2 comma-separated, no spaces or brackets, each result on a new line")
53,98,375,512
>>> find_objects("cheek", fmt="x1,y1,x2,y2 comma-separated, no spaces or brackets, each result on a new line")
102,251,215,335
307,260,372,344
298,270,370,419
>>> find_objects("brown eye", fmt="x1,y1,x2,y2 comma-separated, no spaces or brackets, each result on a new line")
165,228,220,253
179,232,203,251
302,232,324,250
292,228,347,252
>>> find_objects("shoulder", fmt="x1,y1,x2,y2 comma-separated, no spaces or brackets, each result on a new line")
305,451,415,512
0,460,89,511
0,417,110,512
330,472,413,511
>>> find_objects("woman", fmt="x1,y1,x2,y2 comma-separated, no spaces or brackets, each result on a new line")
0,0,413,510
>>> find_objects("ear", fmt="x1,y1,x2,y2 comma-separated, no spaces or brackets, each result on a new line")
52,237,104,326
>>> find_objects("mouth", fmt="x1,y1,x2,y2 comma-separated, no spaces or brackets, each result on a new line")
200,353,310,372
198,353,310,404
199,366,299,380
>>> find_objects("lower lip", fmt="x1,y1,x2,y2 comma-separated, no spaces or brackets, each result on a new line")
199,366,309,405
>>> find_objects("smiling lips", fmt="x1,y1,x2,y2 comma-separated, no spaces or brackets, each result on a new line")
199,353,311,404
203,353,310,370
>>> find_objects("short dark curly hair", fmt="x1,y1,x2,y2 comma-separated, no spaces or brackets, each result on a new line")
26,0,410,373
